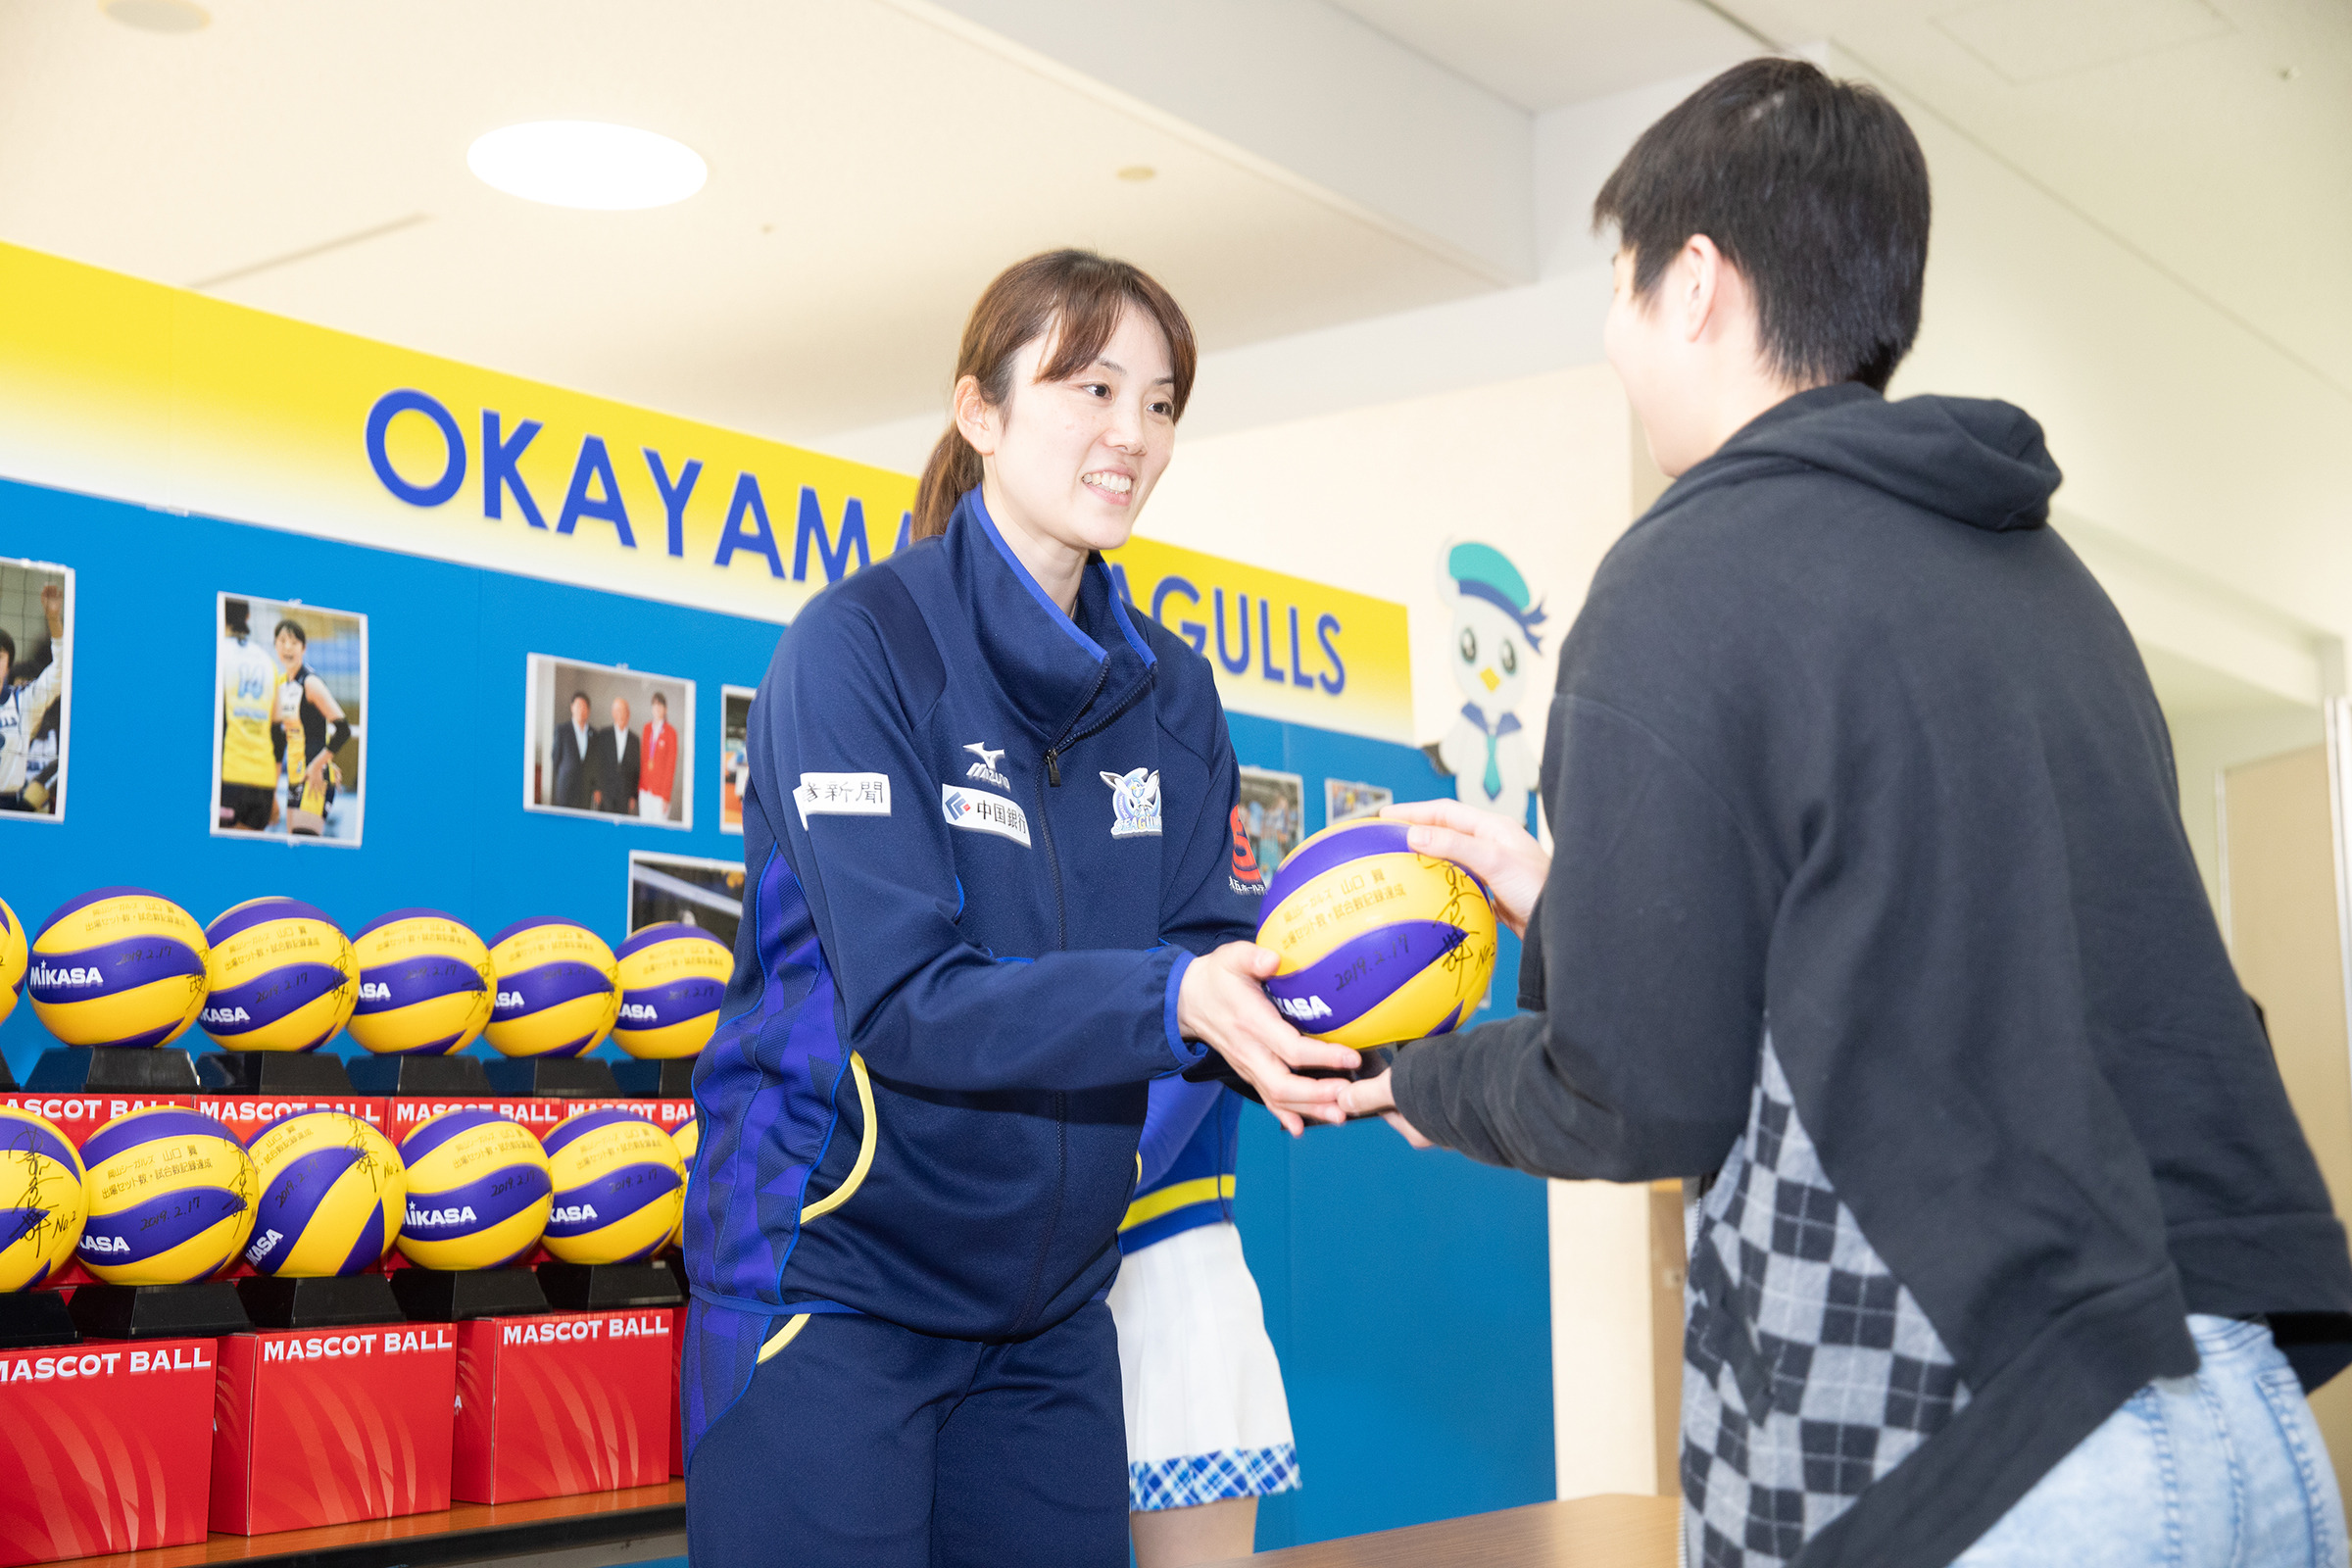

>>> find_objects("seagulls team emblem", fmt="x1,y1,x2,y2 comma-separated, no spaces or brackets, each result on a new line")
1100,767,1162,838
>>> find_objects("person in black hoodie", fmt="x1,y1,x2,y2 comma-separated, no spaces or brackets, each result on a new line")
1341,58,2352,1568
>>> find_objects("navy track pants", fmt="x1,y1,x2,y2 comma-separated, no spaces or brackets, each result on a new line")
684,1300,1128,1568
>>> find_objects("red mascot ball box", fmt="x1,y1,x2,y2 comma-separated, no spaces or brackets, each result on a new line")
0,1339,219,1566
211,1324,460,1535
454,1309,673,1504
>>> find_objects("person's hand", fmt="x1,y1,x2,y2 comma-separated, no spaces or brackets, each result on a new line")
306,754,329,787
1177,943,1357,1136
1337,1067,1435,1149
39,583,62,634
1381,799,1549,938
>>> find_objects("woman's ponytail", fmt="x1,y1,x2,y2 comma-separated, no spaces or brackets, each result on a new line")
910,426,982,543
905,249,1197,547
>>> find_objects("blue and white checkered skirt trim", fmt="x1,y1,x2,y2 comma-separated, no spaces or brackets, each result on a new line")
1108,1220,1299,1512
1130,1444,1301,1510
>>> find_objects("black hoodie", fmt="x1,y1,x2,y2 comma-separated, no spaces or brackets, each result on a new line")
1393,383,2352,1568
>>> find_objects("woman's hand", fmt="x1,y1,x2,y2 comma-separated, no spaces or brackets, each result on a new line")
1337,1067,1435,1149
1381,799,1549,938
1177,943,1357,1136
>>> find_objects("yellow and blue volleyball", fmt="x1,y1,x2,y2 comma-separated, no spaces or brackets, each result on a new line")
76,1106,256,1284
0,1106,85,1291
485,917,619,1059
395,1108,552,1271
348,908,495,1056
241,1110,404,1277
28,888,210,1049
201,898,360,1053
665,1116,699,1252
1256,816,1498,1051
0,895,26,1029
540,1109,685,1265
612,923,732,1059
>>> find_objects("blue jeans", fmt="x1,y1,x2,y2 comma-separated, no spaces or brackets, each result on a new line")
1955,1316,2347,1567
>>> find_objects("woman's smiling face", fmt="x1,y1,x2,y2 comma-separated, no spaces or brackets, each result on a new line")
971,304,1178,561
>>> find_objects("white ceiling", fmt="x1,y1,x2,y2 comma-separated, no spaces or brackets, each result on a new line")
1324,0,1762,111
0,0,1504,442
0,0,2342,481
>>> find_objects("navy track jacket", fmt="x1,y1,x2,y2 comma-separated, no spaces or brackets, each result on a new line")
682,490,1260,1455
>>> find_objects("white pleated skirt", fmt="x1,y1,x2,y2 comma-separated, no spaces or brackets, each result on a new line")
1106,1220,1300,1511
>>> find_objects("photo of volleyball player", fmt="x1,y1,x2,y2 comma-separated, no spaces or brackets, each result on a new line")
625,849,743,951
1237,766,1305,879
212,592,367,846
523,653,694,828
0,560,71,820
719,684,754,835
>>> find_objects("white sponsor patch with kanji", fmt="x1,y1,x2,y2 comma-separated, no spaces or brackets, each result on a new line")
941,784,1031,848
796,772,891,826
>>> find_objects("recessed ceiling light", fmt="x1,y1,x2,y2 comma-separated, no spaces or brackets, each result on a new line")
466,122,708,212
102,0,209,33
1116,166,1156,183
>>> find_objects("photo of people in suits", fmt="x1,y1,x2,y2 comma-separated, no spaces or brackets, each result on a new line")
523,654,693,828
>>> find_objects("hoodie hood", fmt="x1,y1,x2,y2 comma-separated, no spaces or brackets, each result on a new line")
1670,381,2062,533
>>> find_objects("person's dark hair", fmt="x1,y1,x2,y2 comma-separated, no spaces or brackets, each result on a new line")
0,628,13,669
224,598,250,636
652,692,666,709
570,691,590,709
912,249,1197,542
273,617,308,648
1592,57,1930,392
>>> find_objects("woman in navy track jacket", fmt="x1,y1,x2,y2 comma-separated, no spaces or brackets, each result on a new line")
682,251,1355,1568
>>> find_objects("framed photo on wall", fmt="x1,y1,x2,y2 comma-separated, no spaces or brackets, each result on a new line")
1325,777,1392,825
0,558,72,824
720,684,756,836
1237,765,1306,876
524,654,694,828
626,849,743,950
212,591,367,847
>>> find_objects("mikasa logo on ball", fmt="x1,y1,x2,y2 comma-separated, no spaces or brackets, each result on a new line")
618,1004,660,1022
496,990,525,1011
552,1203,598,1223
408,1204,477,1229
204,1005,252,1025
359,981,391,1002
78,1234,127,1254
30,963,100,987
1274,995,1333,1022
246,1228,284,1261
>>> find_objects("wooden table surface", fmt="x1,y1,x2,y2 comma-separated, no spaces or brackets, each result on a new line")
1203,1494,1679,1568
24,1481,686,1568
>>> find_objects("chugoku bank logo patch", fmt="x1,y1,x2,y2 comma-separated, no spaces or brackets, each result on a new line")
1100,768,1162,838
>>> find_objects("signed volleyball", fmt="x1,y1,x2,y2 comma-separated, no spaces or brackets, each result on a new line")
1256,817,1497,1050
0,895,26,1029
612,923,731,1059
0,1106,85,1291
665,1115,700,1252
77,1107,256,1284
201,898,360,1053
347,908,495,1055
242,1110,405,1277
29,888,210,1049
485,917,619,1059
395,1108,553,1271
540,1109,685,1266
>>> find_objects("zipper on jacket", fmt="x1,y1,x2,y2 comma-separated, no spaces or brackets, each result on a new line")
1011,662,1156,1334
1036,665,1156,951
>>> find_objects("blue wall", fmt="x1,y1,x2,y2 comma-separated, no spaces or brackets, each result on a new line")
0,477,1552,1547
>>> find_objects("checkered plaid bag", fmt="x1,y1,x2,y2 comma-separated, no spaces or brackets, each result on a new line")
1682,1040,1971,1567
